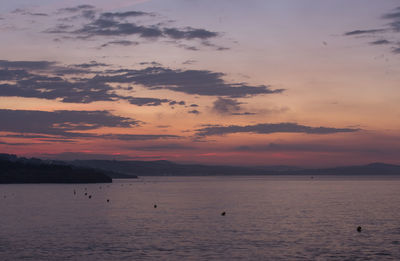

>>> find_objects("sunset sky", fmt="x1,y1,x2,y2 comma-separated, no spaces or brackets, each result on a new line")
1,0,400,167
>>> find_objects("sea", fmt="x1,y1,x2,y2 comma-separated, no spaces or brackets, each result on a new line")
1,176,400,260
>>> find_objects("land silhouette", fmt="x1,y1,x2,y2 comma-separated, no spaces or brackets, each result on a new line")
1,153,400,183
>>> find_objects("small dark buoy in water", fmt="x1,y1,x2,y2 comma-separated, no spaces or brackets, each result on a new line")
107,199,110,203
357,226,362,232
154,204,157,208
84,192,87,196
73,190,76,195
221,211,226,216
88,195,92,199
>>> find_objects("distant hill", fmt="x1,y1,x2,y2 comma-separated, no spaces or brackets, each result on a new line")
0,154,135,183
285,162,400,176
2,154,399,179
70,159,400,177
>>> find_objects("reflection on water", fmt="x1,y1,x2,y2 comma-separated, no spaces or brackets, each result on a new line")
1,176,400,260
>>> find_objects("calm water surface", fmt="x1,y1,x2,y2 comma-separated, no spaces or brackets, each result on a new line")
1,176,400,260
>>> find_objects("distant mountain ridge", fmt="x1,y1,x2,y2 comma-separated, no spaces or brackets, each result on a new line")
70,159,400,177
2,154,400,179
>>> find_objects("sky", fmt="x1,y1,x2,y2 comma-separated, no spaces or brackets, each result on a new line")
1,0,400,167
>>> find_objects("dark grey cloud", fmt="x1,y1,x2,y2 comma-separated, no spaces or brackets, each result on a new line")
139,61,162,66
100,40,139,48
119,67,282,98
100,11,152,19
393,46,400,53
0,132,179,141
0,109,138,137
73,61,109,68
188,110,200,114
69,18,218,42
344,29,386,36
382,7,400,31
345,6,400,54
370,39,391,45
0,71,121,103
163,27,218,40
11,8,48,16
0,140,33,146
0,61,186,106
168,100,185,106
195,123,359,137
0,109,181,142
0,60,278,104
183,60,197,65
45,6,223,50
59,5,95,13
212,97,242,115
127,97,171,106
231,112,256,116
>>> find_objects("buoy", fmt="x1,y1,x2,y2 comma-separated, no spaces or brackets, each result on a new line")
107,199,110,203
84,192,87,196
154,204,157,208
88,195,92,199
221,211,226,216
357,226,362,232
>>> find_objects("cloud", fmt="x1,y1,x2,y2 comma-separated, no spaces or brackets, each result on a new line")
212,97,242,115
45,5,223,50
99,11,152,19
344,29,386,36
58,5,95,13
100,40,139,48
163,27,218,40
369,39,391,45
0,60,187,106
382,7,400,31
0,109,138,137
118,67,282,98
344,6,400,54
183,60,197,65
11,8,49,17
188,109,200,114
393,46,400,53
0,109,181,143
73,61,109,68
195,123,360,137
127,97,171,106
0,140,33,146
0,59,278,104
231,112,256,115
